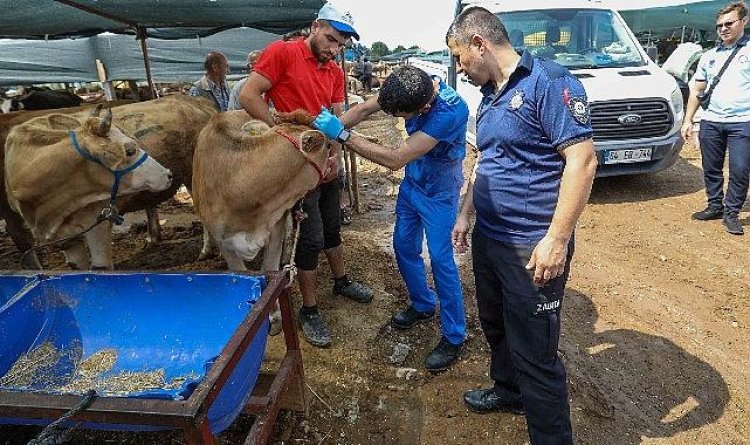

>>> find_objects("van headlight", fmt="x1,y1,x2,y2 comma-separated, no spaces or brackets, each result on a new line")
671,86,684,116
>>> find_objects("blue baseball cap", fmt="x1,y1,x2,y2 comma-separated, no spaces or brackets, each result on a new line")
317,2,360,41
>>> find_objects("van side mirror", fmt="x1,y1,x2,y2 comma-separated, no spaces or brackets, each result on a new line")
645,46,658,63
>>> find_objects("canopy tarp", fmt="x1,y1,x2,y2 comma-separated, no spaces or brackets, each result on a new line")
618,0,724,36
0,0,324,39
0,27,280,86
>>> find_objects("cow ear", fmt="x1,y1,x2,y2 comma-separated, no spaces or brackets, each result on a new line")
300,130,326,153
85,116,110,137
241,120,270,136
46,114,80,131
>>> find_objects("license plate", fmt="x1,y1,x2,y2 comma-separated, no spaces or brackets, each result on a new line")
604,148,653,164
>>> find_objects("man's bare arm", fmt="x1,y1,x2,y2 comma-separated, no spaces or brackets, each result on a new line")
681,79,707,140
344,131,437,171
340,94,381,129
239,72,274,126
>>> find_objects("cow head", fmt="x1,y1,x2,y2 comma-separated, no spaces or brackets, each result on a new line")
76,105,173,194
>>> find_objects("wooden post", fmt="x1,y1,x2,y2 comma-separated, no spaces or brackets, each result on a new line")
339,48,360,213
136,26,157,100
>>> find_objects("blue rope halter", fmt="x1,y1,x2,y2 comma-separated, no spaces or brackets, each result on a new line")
68,130,149,224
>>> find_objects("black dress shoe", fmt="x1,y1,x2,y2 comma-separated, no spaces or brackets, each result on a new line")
463,388,525,414
691,206,724,221
723,214,744,235
424,337,463,372
391,306,434,329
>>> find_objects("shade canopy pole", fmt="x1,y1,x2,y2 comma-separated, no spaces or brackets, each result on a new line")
53,0,155,99
339,48,359,214
136,26,157,100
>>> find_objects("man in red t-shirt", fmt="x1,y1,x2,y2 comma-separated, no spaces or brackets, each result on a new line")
239,3,373,348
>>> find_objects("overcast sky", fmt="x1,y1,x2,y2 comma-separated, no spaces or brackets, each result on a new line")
332,0,457,52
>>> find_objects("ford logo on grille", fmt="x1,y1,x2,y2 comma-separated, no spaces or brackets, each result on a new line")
618,113,642,126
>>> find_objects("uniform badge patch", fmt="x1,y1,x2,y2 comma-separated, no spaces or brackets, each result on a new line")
508,90,524,110
568,97,589,124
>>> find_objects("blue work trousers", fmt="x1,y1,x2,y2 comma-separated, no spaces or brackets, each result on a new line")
393,180,466,345
698,120,750,215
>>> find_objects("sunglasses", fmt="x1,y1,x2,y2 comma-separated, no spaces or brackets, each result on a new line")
716,19,740,30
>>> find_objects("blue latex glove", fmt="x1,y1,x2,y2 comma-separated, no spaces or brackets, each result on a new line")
314,108,347,142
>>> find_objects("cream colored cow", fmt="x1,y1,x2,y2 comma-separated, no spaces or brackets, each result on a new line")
192,110,330,334
5,107,173,269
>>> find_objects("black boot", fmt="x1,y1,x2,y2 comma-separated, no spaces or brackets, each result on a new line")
463,388,525,414
424,337,463,372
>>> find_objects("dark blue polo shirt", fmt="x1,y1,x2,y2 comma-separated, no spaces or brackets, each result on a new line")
404,79,469,197
473,50,593,245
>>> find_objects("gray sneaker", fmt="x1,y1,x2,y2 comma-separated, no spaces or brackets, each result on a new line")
299,308,331,347
333,279,373,303
723,214,744,235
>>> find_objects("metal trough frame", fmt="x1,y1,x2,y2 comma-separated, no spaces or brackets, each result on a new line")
0,270,306,445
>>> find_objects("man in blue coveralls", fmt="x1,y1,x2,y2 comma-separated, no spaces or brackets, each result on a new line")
314,65,469,372
447,7,597,445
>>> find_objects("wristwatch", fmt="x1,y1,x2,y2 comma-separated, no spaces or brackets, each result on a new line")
337,128,351,144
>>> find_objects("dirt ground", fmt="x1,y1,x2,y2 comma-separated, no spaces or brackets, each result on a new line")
1,110,749,445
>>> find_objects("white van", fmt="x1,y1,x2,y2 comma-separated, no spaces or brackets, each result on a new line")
451,0,685,177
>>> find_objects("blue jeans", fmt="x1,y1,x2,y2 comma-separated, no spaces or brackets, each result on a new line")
393,180,466,345
698,120,750,215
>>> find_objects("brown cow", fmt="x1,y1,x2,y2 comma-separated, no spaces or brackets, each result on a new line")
192,110,330,334
0,95,215,268
5,108,173,270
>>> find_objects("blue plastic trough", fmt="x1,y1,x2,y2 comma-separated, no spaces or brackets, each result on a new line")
0,271,303,443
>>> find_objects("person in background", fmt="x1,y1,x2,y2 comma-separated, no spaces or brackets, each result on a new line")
188,51,230,112
228,50,263,111
239,2,373,348
447,6,597,444
362,57,374,92
314,65,469,372
682,0,750,235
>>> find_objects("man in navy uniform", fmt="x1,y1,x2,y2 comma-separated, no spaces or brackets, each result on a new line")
447,6,597,444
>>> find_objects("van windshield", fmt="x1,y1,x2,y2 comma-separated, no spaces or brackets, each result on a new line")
498,8,646,69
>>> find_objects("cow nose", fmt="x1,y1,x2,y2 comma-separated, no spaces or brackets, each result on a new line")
125,143,137,157
167,171,173,181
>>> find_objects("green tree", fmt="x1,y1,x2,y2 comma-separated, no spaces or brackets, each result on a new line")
393,45,406,54
408,45,420,50
370,41,390,57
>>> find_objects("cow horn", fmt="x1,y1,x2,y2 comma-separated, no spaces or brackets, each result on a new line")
89,104,103,117
98,108,112,134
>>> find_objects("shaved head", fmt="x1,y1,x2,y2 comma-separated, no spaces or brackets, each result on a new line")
446,6,509,46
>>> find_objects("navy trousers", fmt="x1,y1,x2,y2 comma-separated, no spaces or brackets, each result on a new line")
472,230,574,445
698,120,750,215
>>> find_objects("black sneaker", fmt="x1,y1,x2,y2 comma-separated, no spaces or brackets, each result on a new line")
391,306,435,330
333,279,373,303
723,214,744,235
299,308,331,347
463,388,525,415
692,206,724,220
424,337,463,372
